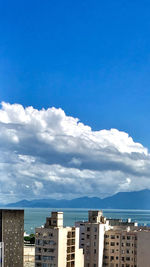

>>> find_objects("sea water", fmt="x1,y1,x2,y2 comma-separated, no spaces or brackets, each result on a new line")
23,208,150,234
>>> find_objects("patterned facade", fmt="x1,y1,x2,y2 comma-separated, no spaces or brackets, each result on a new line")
0,209,24,267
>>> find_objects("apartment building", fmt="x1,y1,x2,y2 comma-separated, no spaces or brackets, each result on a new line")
0,209,24,267
103,227,150,267
76,210,110,267
103,229,137,267
76,210,150,267
35,211,84,267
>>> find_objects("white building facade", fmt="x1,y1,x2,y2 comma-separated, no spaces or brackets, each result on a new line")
35,212,84,267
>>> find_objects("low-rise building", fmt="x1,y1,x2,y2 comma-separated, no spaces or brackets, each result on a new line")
24,245,35,267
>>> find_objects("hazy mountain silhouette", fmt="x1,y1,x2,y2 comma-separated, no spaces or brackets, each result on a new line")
5,189,150,209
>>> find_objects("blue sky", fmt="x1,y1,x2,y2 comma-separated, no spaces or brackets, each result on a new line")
0,0,150,202
0,0,150,147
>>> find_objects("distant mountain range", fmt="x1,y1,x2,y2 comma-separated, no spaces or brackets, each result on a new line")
5,189,150,209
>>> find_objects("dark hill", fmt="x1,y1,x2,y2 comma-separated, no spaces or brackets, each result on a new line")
5,189,150,209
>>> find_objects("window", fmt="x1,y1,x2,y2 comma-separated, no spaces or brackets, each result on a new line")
43,256,55,261
43,240,55,246
87,227,90,232
44,248,55,253
49,233,53,237
36,247,41,253
35,255,41,261
94,249,96,254
36,239,43,246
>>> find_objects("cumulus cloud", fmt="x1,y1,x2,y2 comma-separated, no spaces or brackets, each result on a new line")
0,101,150,203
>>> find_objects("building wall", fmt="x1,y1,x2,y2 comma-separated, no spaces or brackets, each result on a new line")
75,228,84,267
24,263,34,267
98,224,105,267
103,229,137,267
24,245,35,266
75,222,85,250
84,222,101,267
137,231,150,267
35,227,59,267
35,212,84,267
58,227,68,267
1,209,24,267
0,242,4,267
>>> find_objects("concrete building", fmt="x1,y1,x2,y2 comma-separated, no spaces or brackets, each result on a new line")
103,228,137,267
35,211,84,267
0,209,24,267
76,210,110,267
24,245,35,267
76,210,150,267
103,227,150,267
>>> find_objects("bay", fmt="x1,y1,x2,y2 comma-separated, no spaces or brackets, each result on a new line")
23,208,150,234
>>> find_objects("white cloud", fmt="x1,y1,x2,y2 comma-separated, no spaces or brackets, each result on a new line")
0,102,150,203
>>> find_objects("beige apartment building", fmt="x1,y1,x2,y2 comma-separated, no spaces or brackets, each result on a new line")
76,210,110,267
35,211,84,267
34,210,150,267
76,210,150,267
103,227,150,267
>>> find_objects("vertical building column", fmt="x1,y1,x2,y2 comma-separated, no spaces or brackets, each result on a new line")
98,224,105,267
